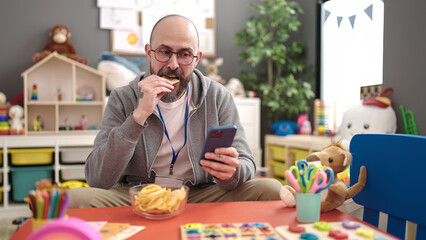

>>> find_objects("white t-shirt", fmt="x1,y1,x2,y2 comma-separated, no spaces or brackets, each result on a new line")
153,82,195,185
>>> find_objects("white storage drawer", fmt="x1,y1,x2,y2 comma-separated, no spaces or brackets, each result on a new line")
61,166,85,180
60,147,93,164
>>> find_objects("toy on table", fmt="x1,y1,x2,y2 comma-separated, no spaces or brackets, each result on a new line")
284,160,334,194
32,24,88,64
280,141,367,212
271,120,298,136
9,105,25,135
296,113,312,135
181,222,282,240
26,187,71,223
399,105,419,135
28,217,103,240
275,220,398,240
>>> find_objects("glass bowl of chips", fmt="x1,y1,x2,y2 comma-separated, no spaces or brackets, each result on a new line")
129,183,189,220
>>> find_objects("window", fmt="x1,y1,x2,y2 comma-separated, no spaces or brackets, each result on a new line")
320,0,384,130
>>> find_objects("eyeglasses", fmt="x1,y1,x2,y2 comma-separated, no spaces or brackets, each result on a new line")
150,47,198,66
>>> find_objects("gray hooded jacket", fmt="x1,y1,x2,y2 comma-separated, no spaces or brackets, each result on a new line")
85,69,255,190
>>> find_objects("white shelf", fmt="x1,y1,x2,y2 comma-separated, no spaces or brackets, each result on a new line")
0,134,96,218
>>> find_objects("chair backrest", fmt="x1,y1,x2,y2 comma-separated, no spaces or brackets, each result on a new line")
350,134,426,240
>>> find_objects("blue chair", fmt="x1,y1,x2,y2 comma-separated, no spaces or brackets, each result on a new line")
350,134,426,240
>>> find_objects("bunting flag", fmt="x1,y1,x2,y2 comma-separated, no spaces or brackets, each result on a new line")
365,4,373,20
323,9,331,24
337,16,343,28
323,2,375,29
349,15,356,29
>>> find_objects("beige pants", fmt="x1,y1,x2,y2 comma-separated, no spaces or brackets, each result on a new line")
68,178,282,208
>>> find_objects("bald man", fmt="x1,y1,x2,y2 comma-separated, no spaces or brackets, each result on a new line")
69,15,281,208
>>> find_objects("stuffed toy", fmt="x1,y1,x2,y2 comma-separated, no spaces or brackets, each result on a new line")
96,51,146,92
225,78,245,98
32,24,88,65
280,141,367,212
9,105,25,135
201,58,226,84
337,88,396,149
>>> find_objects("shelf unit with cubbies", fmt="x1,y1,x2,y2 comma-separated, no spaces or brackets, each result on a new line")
0,134,96,218
22,52,106,135
264,134,332,184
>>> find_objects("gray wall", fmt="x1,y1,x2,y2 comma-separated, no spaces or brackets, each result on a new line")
0,0,424,135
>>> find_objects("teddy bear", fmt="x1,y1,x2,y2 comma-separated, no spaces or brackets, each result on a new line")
280,141,367,212
9,105,25,135
32,24,88,65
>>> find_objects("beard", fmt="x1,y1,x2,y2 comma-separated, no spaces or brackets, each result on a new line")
151,66,191,103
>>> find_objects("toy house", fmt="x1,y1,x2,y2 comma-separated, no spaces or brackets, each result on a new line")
21,52,106,134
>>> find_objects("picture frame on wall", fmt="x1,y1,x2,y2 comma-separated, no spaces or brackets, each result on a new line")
107,0,216,57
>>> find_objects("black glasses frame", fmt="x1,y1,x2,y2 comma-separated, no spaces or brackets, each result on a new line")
150,48,198,66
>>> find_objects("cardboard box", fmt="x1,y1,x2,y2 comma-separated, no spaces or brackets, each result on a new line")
10,166,53,202
9,148,54,165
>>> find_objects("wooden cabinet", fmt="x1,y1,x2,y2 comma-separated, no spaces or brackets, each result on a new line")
234,98,262,168
22,52,106,134
264,134,332,184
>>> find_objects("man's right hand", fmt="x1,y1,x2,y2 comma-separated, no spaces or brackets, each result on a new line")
132,75,174,124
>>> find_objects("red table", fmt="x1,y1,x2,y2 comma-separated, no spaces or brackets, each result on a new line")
10,200,391,239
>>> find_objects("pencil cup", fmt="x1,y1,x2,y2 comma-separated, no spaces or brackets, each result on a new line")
32,218,52,232
296,192,321,223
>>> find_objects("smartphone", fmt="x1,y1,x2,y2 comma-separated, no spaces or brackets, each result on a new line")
199,125,237,165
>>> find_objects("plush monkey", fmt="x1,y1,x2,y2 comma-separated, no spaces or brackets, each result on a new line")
32,24,88,64
280,141,367,212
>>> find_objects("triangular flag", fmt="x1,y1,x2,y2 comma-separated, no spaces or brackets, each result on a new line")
364,4,373,20
349,15,356,29
323,9,331,24
337,16,343,28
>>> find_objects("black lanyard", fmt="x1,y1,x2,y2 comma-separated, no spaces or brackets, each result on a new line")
156,85,189,175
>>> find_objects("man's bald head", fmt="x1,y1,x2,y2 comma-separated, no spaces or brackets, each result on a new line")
149,14,199,51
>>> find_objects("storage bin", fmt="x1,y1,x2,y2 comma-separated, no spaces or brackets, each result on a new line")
61,167,85,181
10,166,53,202
289,148,310,162
268,145,286,162
269,160,286,178
9,148,54,165
0,186,3,204
0,171,2,185
60,147,92,164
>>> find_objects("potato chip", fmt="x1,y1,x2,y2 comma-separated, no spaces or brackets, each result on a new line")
133,184,187,215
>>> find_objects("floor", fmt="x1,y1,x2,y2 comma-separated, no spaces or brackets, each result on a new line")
0,217,27,240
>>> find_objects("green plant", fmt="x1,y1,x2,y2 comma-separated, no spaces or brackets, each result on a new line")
234,0,315,124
